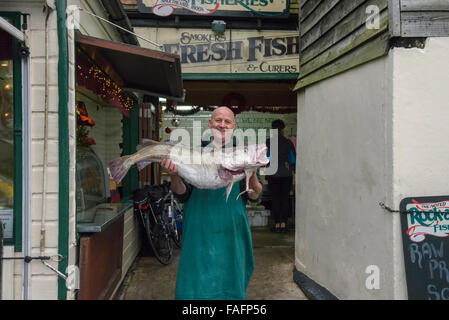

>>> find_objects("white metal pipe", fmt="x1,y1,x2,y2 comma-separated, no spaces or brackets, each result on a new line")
0,16,24,42
21,14,31,301
40,5,53,256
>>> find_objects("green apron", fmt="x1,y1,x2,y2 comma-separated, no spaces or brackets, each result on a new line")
175,183,255,300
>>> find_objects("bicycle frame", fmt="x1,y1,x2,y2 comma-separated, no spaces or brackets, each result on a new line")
133,183,183,264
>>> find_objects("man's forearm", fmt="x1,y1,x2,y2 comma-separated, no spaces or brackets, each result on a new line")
248,174,262,200
170,174,186,195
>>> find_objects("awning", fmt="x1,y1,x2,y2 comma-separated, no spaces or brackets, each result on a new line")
76,33,185,102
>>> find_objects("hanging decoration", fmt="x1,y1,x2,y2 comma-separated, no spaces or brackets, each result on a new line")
76,100,96,159
76,50,134,117
164,97,296,117
247,106,297,114
171,118,180,127
76,101,95,126
164,103,296,116
222,92,247,109
76,125,96,159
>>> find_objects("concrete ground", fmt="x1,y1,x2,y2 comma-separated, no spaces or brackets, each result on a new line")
115,218,307,300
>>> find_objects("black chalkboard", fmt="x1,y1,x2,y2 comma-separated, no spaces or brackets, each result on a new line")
400,196,449,300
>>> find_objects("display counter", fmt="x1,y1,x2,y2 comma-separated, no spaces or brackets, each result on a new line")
76,201,134,300
77,201,132,233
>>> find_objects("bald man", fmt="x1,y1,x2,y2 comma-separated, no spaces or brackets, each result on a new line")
160,106,262,300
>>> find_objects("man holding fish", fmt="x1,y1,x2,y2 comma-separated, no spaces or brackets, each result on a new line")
161,106,263,300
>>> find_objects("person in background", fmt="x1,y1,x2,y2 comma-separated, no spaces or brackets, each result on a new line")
266,119,296,233
160,106,263,300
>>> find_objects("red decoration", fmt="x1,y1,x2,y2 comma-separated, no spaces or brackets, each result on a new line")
86,137,96,145
165,127,172,134
76,101,95,126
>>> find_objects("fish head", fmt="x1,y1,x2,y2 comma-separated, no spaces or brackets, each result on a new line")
220,144,269,171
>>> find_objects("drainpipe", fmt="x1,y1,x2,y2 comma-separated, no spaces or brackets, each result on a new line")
21,15,31,301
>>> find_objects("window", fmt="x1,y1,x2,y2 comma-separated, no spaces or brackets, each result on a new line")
0,13,22,246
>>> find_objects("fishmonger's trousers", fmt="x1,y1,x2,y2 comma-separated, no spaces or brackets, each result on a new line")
267,176,293,224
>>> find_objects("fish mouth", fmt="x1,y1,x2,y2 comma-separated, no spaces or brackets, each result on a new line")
226,169,245,175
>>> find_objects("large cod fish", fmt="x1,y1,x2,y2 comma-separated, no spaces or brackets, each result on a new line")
109,139,269,200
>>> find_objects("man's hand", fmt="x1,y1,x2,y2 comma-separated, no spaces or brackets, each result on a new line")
160,158,178,176
160,159,186,195
248,170,262,200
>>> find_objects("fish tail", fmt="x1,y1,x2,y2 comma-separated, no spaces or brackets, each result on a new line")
109,155,133,183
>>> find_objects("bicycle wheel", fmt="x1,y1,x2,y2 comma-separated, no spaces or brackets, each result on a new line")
172,209,182,248
144,212,173,265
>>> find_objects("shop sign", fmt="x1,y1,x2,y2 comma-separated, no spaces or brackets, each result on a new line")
400,196,449,300
138,0,290,17
135,28,299,74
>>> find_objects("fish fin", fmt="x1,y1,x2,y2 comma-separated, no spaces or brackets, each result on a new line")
225,182,234,201
236,189,254,200
136,161,152,171
162,140,181,146
136,139,160,151
108,155,133,183
236,169,254,200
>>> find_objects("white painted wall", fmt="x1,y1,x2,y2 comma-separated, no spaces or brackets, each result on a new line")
391,37,449,204
390,37,449,298
296,54,396,299
296,37,449,299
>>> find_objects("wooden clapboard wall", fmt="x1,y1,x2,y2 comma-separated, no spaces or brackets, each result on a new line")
394,0,449,37
294,0,449,90
294,0,390,90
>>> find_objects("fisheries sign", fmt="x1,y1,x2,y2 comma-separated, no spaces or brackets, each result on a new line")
400,196,449,300
134,28,299,74
138,0,290,17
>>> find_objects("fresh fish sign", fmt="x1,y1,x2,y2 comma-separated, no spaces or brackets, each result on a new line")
400,196,449,300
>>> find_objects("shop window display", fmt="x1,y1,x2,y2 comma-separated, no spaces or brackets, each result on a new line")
75,97,124,224
0,26,14,238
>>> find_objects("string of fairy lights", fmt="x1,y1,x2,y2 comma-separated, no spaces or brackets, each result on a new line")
76,48,134,113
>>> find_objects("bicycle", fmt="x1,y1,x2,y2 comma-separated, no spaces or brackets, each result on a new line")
133,181,183,265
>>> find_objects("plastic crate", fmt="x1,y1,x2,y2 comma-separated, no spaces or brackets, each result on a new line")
247,210,270,227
